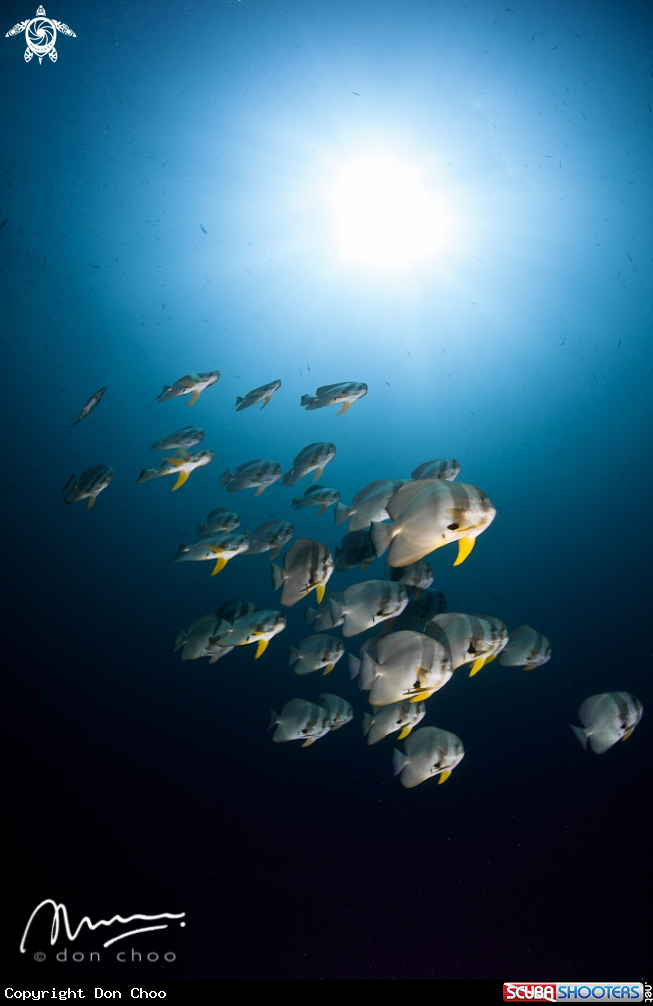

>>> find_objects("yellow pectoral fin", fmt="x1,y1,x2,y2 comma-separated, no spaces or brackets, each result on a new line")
469,656,487,677
322,663,334,676
437,769,452,785
317,504,327,515
453,536,476,566
484,653,497,664
313,466,324,481
254,638,269,659
335,401,352,415
397,726,413,740
164,457,186,466
254,485,266,496
210,556,228,576
410,689,436,702
186,390,201,407
172,470,191,490
301,737,316,747
260,396,272,409
314,584,325,604
524,663,536,671
87,495,96,509
621,727,635,742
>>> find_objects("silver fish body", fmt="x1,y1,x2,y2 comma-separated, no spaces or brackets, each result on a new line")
136,449,213,491
197,508,241,536
269,699,332,745
173,614,234,663
393,726,465,788
319,693,353,730
211,609,286,658
411,458,460,481
282,442,336,487
150,426,205,451
498,625,552,669
362,700,426,745
219,459,282,496
63,464,115,509
391,588,447,631
334,530,377,573
386,559,434,593
370,479,496,568
304,591,345,631
570,692,643,754
216,598,258,622
353,629,453,705
172,532,252,575
291,485,341,514
271,538,334,607
155,371,219,407
300,381,368,416
425,612,508,676
329,580,408,637
235,379,282,411
245,520,295,558
73,386,106,426
335,479,407,532
288,634,345,676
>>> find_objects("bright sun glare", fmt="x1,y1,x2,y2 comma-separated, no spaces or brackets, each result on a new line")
332,156,451,270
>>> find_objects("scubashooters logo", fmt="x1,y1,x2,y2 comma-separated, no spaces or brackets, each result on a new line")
5,6,76,64
20,900,186,963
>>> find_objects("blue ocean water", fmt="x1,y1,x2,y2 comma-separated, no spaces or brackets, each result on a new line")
3,0,651,982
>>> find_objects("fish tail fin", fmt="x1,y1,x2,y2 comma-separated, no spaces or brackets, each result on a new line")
361,712,373,737
219,468,233,487
335,401,353,416
268,709,280,730
173,630,187,652
270,563,286,591
348,654,361,680
300,394,315,407
149,439,163,450
291,496,301,507
392,749,407,777
288,646,300,666
136,468,158,484
304,605,317,625
62,474,77,493
358,659,378,692
369,521,395,558
334,503,352,526
282,469,297,487
329,597,344,625
235,396,244,409
570,724,588,750
155,385,172,401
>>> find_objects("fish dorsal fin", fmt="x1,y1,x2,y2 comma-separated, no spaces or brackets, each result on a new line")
578,693,613,728
316,383,339,396
402,726,437,755
386,479,441,521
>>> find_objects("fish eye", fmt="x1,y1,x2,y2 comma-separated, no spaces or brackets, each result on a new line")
447,523,459,530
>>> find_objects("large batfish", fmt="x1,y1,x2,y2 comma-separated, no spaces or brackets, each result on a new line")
370,479,496,567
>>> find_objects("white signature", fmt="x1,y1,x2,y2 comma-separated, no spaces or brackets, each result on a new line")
20,899,186,951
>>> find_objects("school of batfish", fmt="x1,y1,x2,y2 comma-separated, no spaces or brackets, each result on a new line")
64,374,643,786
